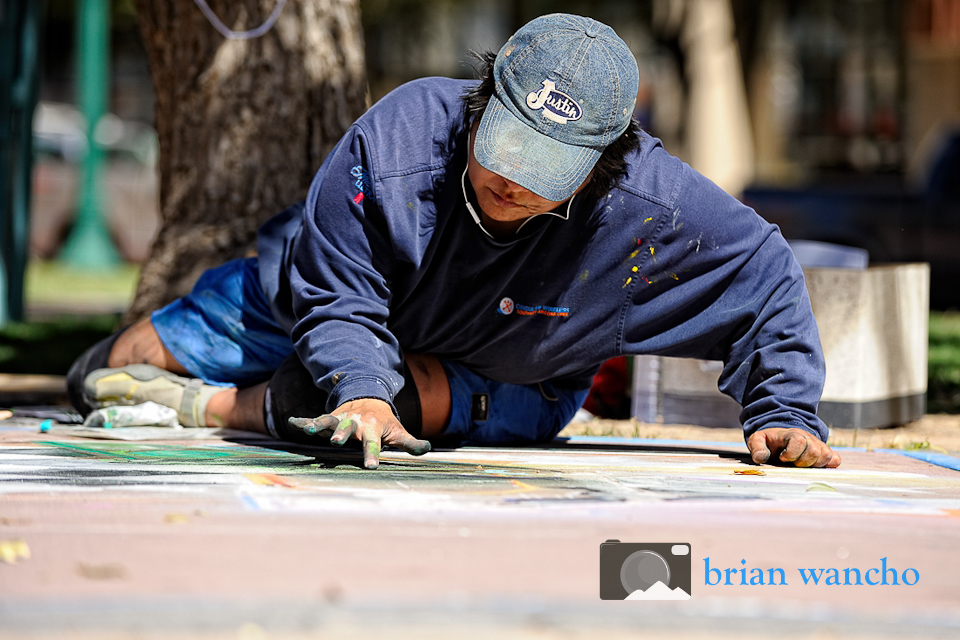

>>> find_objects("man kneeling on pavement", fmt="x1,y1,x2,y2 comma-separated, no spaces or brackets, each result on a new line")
67,14,841,470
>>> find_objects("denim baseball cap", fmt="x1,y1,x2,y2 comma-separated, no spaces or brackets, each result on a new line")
474,14,639,201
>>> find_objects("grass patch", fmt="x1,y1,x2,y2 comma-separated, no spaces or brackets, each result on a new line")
25,260,139,310
0,314,120,375
0,260,134,375
928,311,960,413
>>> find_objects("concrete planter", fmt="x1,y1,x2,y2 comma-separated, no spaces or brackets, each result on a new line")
631,263,930,429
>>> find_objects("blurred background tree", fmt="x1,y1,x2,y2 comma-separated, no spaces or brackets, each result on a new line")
126,0,367,322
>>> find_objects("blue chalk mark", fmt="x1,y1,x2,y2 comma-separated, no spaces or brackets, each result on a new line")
878,448,960,472
239,494,260,511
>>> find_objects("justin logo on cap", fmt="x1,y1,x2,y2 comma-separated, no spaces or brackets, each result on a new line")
526,80,583,124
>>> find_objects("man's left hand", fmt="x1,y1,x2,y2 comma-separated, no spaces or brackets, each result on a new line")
746,427,841,468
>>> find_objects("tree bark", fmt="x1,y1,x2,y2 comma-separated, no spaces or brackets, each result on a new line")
126,0,367,323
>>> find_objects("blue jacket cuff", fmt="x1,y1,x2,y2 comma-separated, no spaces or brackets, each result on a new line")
326,375,395,414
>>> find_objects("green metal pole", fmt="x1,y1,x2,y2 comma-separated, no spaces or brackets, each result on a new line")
0,0,42,325
60,0,120,269
0,1,14,326
9,0,41,320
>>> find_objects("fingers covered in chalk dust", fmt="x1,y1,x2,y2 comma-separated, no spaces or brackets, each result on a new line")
746,427,842,468
289,398,431,469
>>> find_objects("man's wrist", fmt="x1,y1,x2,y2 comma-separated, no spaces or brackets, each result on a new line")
751,423,825,442
328,375,399,419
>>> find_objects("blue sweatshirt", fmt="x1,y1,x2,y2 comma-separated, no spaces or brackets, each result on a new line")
257,77,828,441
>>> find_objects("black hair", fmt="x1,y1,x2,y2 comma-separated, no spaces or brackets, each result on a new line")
462,51,642,201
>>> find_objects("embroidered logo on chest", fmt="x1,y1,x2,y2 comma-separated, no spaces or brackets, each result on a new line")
497,296,570,317
526,80,583,125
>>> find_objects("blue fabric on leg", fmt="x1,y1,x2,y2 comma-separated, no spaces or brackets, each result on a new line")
440,360,589,445
152,258,295,386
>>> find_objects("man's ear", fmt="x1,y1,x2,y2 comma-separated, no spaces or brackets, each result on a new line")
571,171,594,198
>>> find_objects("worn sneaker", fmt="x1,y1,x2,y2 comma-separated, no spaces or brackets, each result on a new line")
83,364,225,427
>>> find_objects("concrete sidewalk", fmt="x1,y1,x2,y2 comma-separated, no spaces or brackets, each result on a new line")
1,415,959,639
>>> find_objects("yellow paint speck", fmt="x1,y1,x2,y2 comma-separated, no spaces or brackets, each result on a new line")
0,539,30,564
164,513,189,524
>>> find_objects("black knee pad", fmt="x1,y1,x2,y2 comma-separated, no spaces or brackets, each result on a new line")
66,329,126,416
268,354,423,443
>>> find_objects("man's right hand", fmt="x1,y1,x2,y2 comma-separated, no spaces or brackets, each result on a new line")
288,398,431,469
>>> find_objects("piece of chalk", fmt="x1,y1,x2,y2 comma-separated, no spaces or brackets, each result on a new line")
39,420,52,433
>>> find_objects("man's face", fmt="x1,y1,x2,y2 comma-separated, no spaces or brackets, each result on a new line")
467,121,583,236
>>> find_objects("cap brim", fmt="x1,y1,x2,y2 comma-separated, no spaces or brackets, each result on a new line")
474,95,602,202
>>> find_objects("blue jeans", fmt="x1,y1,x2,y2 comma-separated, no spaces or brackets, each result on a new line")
152,258,294,387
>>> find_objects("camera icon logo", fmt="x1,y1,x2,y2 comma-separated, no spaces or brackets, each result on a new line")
599,540,692,600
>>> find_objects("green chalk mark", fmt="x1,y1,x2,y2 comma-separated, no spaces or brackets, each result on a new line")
39,441,310,466
40,441,143,460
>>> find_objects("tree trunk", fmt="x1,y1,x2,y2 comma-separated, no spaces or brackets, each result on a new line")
126,0,367,323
